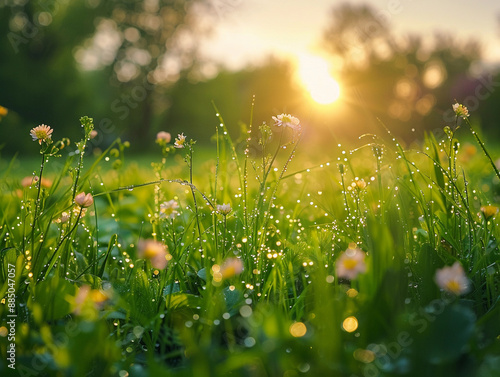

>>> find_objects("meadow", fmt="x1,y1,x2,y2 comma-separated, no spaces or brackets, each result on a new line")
1,104,499,377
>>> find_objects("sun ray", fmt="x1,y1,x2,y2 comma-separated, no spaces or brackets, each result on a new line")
296,54,341,105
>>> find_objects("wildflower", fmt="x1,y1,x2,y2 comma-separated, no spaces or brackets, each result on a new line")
220,258,244,279
336,248,367,280
174,133,186,148
217,203,232,215
159,200,179,219
73,285,110,316
137,239,170,269
21,176,52,188
272,113,301,130
355,179,366,190
452,103,469,119
481,205,499,219
434,261,470,295
74,192,94,208
89,130,98,139
72,205,87,218
212,258,244,282
54,212,70,224
0,105,7,120
30,124,53,144
156,131,171,143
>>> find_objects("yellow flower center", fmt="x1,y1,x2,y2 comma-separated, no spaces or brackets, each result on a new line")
343,259,358,270
143,246,159,259
445,280,461,294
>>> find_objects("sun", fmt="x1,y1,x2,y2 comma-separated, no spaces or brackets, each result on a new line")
296,54,341,105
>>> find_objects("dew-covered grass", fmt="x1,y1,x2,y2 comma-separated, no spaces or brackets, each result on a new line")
0,106,499,377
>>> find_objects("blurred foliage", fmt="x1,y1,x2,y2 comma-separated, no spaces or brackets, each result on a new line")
1,0,500,157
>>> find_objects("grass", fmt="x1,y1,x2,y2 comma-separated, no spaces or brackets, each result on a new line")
0,106,499,377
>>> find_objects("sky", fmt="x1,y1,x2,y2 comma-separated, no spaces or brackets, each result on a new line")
198,0,500,70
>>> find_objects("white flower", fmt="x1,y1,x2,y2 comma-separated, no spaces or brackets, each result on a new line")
452,103,469,119
216,203,232,215
160,200,179,219
336,248,367,280
174,133,186,148
272,113,301,130
435,262,470,295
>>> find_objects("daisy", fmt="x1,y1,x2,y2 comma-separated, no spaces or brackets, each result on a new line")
336,248,367,280
217,203,232,215
435,262,470,295
272,113,301,131
159,200,179,219
30,124,53,144
174,133,186,148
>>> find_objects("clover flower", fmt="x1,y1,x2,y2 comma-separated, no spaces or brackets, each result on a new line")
452,103,469,119
30,124,53,144
156,131,172,143
160,200,179,219
216,203,232,215
336,248,367,280
137,239,170,269
272,113,301,131
174,133,186,148
434,261,470,295
74,192,94,208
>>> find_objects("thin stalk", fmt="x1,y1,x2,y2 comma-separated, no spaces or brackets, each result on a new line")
465,118,500,181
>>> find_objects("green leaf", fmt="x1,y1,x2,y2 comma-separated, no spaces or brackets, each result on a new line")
165,293,202,310
420,304,476,364
28,275,77,321
197,268,207,281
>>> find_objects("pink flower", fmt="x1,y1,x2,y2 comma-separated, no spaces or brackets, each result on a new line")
220,258,244,279
156,131,171,143
74,192,94,208
435,262,470,295
335,248,367,280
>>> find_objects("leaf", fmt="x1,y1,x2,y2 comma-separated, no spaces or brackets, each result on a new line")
223,286,243,315
28,275,77,321
420,304,476,364
165,293,202,310
197,268,207,281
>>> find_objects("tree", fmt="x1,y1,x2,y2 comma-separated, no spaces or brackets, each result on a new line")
321,3,482,141
0,0,209,154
